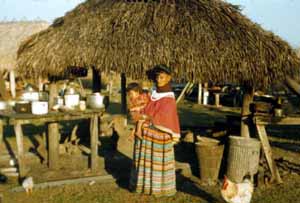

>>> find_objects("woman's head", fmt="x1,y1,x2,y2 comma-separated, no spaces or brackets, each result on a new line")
126,82,143,100
150,64,172,87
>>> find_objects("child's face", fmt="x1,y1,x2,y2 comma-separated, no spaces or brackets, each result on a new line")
128,90,140,100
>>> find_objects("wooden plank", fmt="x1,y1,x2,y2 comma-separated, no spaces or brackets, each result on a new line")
90,115,98,172
10,175,114,192
14,122,26,177
176,82,191,104
255,116,300,125
256,124,283,184
48,122,59,170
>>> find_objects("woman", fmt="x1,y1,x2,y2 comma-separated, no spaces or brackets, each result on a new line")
130,64,180,197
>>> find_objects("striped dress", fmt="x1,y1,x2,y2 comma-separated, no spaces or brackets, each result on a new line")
130,126,176,197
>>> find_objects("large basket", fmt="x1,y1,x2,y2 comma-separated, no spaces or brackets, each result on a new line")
226,136,261,182
195,140,224,184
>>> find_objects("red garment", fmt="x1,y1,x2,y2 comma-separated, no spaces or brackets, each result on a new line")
144,95,180,137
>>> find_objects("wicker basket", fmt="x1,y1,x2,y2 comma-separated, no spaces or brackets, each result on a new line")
226,136,261,182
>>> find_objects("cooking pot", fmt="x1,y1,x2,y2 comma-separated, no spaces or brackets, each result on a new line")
0,101,7,110
31,101,48,115
64,94,80,108
87,92,104,109
21,91,39,101
15,101,31,113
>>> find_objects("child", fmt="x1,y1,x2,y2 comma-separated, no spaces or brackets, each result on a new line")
126,82,150,139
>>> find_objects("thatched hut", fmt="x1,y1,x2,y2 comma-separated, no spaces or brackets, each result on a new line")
297,47,300,58
0,21,49,97
17,0,300,89
17,0,300,137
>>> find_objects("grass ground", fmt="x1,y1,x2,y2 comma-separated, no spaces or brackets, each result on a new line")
1,101,300,203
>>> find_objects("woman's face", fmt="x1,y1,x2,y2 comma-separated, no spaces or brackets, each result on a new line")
156,72,171,87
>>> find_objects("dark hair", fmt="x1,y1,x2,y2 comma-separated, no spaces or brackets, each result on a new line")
146,64,172,81
126,82,143,93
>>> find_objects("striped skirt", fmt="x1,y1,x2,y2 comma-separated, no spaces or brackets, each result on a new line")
130,126,176,197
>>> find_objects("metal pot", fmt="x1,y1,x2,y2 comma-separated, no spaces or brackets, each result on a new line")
0,101,7,110
21,91,39,101
64,94,80,108
87,92,104,109
31,101,48,115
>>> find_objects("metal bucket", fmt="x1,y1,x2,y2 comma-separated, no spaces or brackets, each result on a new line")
226,136,261,182
195,141,224,185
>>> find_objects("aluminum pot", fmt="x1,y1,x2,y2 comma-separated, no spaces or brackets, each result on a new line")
0,101,7,110
31,101,48,115
64,94,80,108
87,92,104,109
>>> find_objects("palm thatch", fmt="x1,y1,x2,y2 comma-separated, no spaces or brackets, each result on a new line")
17,0,300,89
297,47,300,58
0,21,49,72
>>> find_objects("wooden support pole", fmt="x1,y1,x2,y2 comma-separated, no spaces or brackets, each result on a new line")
90,115,98,172
198,83,202,105
0,120,3,149
0,71,7,100
49,82,58,110
38,76,43,91
240,87,254,138
203,82,209,105
48,122,59,170
176,82,191,104
9,70,16,98
215,93,220,107
121,73,127,114
14,122,25,177
256,124,282,184
92,67,101,93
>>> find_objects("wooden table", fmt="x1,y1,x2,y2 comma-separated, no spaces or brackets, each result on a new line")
253,114,300,184
0,109,104,177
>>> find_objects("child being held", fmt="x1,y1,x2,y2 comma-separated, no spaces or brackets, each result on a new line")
127,82,150,139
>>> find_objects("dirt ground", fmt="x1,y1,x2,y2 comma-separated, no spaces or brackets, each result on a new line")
1,101,300,203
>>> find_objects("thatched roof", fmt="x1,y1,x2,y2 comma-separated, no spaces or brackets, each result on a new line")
297,47,300,58
17,0,300,89
0,21,49,72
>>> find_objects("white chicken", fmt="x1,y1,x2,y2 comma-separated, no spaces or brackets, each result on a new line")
22,176,34,195
221,175,254,203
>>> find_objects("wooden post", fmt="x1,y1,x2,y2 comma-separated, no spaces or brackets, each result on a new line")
0,71,7,100
48,122,59,170
14,122,25,177
90,115,98,172
121,73,127,114
203,82,209,105
49,82,58,109
9,70,16,98
240,87,254,138
0,120,3,149
38,76,43,91
256,124,282,183
92,66,101,93
198,83,202,105
215,93,220,107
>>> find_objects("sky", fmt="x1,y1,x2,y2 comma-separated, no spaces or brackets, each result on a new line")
0,0,299,48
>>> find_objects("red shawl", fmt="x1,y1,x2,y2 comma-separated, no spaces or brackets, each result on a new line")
143,91,180,138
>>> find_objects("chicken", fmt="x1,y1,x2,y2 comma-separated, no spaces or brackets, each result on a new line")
221,175,254,203
22,176,34,195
